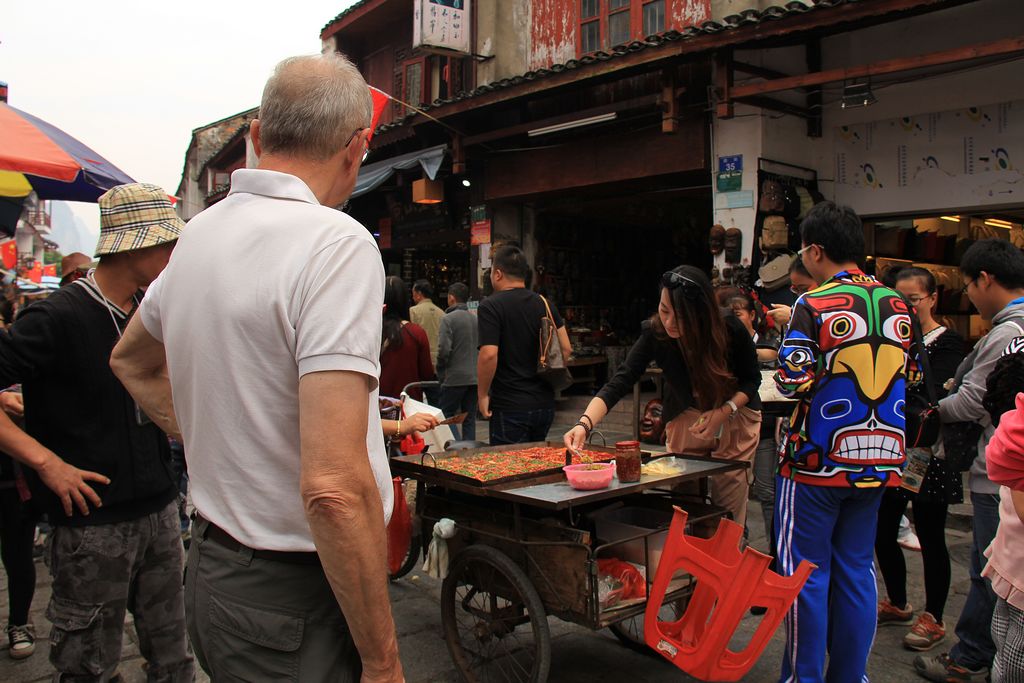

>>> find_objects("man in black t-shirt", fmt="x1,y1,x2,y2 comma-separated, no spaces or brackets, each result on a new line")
478,246,571,445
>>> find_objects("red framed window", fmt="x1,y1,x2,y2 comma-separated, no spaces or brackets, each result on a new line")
580,0,600,55
642,0,665,36
607,0,631,47
579,0,667,55
402,57,429,108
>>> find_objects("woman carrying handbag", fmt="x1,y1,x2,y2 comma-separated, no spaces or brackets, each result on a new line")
875,268,966,652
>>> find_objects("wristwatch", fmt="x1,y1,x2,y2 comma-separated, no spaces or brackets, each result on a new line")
724,400,739,417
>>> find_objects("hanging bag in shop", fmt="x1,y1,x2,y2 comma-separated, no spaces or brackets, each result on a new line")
760,215,790,251
758,252,795,293
758,179,785,213
537,295,573,391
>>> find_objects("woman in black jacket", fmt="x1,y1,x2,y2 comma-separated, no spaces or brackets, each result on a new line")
874,267,966,652
564,266,762,527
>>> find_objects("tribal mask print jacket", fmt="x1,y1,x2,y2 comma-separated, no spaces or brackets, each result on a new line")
775,269,923,488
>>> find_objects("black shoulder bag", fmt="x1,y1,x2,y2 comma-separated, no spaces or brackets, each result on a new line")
904,312,941,449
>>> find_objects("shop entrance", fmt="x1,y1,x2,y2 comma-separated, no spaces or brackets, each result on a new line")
867,209,1024,343
531,181,712,356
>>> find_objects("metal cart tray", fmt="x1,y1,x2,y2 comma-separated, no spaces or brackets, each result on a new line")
389,440,637,488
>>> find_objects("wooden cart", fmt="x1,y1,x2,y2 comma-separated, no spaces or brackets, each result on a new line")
390,442,746,683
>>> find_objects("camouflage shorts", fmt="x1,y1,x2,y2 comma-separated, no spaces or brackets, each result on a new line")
46,500,194,682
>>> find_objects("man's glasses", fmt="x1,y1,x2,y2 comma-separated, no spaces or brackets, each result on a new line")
661,271,703,299
797,243,820,257
346,128,369,164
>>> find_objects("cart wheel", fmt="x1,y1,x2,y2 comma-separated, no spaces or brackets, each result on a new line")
389,531,421,581
441,545,551,683
608,593,690,655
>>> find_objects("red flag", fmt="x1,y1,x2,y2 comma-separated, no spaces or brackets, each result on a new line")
43,264,57,277
368,86,390,141
26,263,42,283
0,241,16,270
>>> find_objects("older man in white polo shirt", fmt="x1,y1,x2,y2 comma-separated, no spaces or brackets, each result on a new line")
111,54,402,683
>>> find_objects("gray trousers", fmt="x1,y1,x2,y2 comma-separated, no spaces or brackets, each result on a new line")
184,516,361,682
47,500,193,682
751,436,779,541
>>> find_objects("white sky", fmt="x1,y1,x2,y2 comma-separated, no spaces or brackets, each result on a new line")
2,0,359,231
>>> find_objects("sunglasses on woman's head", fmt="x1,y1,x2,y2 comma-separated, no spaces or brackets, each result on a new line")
661,271,703,299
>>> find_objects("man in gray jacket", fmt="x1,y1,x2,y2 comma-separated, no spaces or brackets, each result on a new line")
916,239,1024,683
437,282,478,440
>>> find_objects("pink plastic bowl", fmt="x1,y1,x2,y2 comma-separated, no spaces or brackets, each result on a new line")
563,463,616,490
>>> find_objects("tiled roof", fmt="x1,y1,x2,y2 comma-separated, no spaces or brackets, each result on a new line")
321,0,374,36
371,0,864,135
197,121,252,178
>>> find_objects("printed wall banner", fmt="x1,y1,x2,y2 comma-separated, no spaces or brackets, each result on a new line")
714,191,755,209
470,218,491,246
835,100,1023,215
413,0,471,56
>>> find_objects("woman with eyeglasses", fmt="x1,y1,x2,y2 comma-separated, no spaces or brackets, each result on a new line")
767,256,819,329
874,267,966,652
564,265,762,528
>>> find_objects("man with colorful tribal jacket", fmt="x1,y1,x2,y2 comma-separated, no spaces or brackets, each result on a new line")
774,201,921,683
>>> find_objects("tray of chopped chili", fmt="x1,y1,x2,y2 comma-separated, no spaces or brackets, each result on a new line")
389,441,641,488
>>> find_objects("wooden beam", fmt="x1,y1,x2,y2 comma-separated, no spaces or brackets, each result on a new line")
460,95,660,146
732,36,1024,99
661,69,678,133
734,96,812,119
806,39,823,138
734,61,814,94
714,51,734,119
484,120,706,201
397,0,963,125
452,135,466,175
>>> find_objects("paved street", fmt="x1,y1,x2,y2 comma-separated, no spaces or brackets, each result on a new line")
0,498,977,683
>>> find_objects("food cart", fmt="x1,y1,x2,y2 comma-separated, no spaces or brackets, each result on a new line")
390,442,746,683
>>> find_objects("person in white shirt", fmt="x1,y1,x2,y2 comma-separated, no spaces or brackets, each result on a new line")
110,53,403,683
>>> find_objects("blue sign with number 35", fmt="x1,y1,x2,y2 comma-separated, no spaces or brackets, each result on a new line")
718,155,743,173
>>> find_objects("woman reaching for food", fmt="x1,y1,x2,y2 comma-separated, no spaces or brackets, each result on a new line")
563,266,762,527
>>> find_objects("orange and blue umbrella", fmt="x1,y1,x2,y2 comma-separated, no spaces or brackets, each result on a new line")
0,102,134,202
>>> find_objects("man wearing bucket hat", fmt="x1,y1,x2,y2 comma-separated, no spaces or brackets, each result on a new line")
0,183,192,680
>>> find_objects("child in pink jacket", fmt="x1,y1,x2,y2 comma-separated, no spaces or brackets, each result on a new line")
981,351,1024,683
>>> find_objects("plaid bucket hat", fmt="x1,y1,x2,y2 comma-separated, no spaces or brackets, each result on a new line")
94,183,184,257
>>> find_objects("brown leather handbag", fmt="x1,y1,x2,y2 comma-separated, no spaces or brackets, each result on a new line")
537,296,573,391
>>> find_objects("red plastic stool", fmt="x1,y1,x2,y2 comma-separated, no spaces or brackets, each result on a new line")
643,506,815,682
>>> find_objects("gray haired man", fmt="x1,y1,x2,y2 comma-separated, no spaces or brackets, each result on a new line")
111,54,403,682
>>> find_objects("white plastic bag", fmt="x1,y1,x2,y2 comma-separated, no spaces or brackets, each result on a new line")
401,396,455,453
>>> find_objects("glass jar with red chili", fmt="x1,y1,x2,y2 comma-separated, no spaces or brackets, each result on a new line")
615,440,642,483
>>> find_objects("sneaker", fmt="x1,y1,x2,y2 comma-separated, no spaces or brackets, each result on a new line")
6,623,34,660
878,599,914,626
898,529,922,552
913,652,989,682
904,612,946,651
